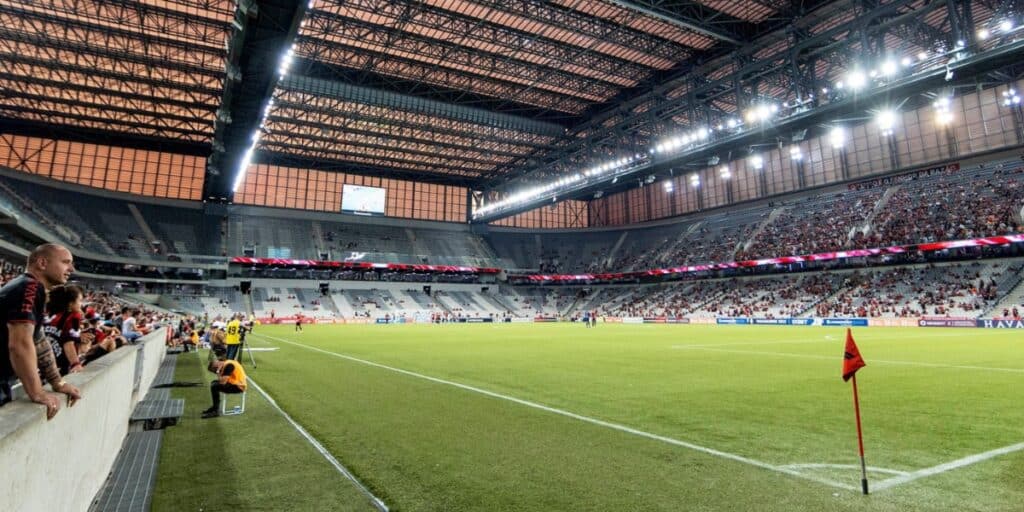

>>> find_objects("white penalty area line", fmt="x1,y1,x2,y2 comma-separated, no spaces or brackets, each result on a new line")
251,334,858,493
246,377,389,512
673,346,1024,374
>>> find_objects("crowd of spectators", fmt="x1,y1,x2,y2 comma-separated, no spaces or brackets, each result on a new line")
738,189,883,260
855,163,1024,248
814,262,1015,318
516,159,1024,275
589,260,1021,319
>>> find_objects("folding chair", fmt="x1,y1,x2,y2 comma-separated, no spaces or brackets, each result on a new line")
220,389,246,416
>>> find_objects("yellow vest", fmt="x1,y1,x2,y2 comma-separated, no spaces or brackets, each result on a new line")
220,361,247,391
225,319,241,345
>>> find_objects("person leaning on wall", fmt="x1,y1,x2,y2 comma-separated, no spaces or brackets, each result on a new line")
0,243,82,419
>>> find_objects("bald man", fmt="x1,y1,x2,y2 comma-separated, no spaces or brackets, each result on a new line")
0,243,81,419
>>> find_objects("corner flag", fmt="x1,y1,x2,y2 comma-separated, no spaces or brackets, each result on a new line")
842,328,866,382
841,327,869,495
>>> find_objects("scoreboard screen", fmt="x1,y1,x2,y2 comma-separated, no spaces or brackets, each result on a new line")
341,185,386,215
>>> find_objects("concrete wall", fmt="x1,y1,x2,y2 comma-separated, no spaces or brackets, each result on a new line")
0,329,167,512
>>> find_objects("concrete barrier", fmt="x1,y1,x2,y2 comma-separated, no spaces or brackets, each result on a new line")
0,328,167,512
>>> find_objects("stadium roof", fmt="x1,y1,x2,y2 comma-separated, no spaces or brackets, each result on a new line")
0,0,1018,202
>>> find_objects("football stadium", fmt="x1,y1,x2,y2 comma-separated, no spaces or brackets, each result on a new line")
0,0,1023,510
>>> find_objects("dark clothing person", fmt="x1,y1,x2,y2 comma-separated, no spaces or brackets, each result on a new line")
0,274,59,406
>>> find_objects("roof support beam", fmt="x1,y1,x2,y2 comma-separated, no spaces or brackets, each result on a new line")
204,0,307,200
280,75,566,137
604,0,744,45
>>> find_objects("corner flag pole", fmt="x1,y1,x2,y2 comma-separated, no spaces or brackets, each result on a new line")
851,374,868,495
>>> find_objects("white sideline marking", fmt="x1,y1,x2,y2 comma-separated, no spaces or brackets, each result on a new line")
780,463,908,476
246,377,389,512
676,346,1024,374
244,347,280,352
872,441,1024,491
252,334,858,492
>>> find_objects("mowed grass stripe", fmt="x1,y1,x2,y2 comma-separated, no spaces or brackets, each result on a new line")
241,324,1024,511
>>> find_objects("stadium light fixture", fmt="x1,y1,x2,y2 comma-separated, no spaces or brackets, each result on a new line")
689,174,700,187
977,28,990,40
830,126,847,148
901,56,913,67
880,60,898,77
750,154,764,169
934,97,954,125
719,165,731,179
789,146,803,161
847,69,868,91
664,181,674,192
232,137,258,192
917,51,928,61
876,109,897,136
1000,20,1014,33
1003,89,1021,106
744,104,776,124
278,46,295,77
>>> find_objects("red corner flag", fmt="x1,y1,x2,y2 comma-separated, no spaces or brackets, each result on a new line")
842,328,866,382
842,328,870,494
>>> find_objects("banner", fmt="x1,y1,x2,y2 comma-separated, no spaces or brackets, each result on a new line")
231,256,500,274
918,317,976,327
510,317,533,323
665,317,690,324
976,319,1024,328
716,317,749,325
465,317,492,323
822,318,869,327
867,317,921,327
534,317,558,323
604,317,623,323
643,317,667,324
623,317,644,324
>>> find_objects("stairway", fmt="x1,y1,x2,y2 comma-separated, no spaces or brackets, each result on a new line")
605,231,629,268
126,203,162,254
741,207,786,253
854,185,900,243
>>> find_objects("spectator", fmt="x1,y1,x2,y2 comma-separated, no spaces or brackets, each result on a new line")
45,284,87,375
0,243,82,418
122,309,142,343
79,317,117,364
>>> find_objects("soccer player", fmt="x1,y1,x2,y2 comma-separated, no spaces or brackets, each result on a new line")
295,314,303,332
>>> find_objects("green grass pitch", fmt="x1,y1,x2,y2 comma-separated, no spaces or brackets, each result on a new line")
153,323,1024,511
